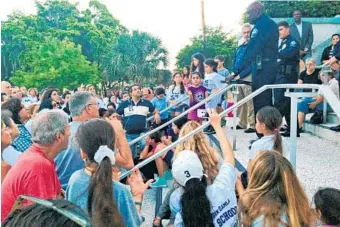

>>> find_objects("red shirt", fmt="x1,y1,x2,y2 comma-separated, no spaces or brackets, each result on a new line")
1,144,61,221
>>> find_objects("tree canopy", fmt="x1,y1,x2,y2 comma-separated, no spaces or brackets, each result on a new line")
1,0,170,90
176,26,237,70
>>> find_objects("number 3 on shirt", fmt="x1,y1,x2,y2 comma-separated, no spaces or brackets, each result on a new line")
184,171,191,178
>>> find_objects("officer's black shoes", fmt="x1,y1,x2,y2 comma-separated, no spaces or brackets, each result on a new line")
281,130,301,138
330,124,340,132
231,125,244,130
244,128,256,133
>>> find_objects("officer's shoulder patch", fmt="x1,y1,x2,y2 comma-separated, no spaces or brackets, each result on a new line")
290,41,297,47
251,28,258,38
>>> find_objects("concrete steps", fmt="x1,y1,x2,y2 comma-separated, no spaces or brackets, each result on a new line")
304,113,340,145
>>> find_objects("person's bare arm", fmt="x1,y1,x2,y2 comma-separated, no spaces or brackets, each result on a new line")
106,118,134,169
298,79,303,84
208,109,235,166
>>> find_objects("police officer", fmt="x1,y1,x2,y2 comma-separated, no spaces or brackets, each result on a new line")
275,21,300,137
236,1,279,136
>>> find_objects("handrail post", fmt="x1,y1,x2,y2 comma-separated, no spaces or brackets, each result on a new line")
322,71,328,124
232,86,238,150
289,95,298,170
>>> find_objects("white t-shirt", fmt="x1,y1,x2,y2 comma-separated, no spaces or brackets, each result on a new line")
249,135,290,160
296,23,302,39
166,85,189,106
204,72,226,109
170,163,238,227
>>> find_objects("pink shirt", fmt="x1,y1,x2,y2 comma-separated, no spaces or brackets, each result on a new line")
1,144,61,221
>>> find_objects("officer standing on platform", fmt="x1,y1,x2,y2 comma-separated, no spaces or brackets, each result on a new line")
236,1,279,136
275,21,300,137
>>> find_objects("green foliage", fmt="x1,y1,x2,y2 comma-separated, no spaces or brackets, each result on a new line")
10,39,99,90
1,0,169,90
176,26,237,70
261,0,340,18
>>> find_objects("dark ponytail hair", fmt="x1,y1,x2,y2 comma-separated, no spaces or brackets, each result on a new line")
172,72,185,94
313,187,340,225
76,119,123,227
204,59,218,73
184,65,191,77
181,176,213,227
191,53,205,75
256,106,283,154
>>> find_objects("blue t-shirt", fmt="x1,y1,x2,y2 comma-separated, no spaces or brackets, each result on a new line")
204,72,226,109
152,96,169,120
55,121,84,190
116,99,155,134
66,169,142,227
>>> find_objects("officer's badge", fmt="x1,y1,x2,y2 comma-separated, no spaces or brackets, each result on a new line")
251,28,258,38
290,41,297,47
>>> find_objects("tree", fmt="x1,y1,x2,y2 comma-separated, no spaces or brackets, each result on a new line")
176,26,237,70
10,38,99,90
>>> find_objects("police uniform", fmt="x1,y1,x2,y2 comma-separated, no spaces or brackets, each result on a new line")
274,34,300,129
237,14,279,116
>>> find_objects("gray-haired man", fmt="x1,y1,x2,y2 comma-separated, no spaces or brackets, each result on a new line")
55,92,133,190
1,110,70,221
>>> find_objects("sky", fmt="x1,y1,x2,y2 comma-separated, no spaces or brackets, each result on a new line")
0,0,253,69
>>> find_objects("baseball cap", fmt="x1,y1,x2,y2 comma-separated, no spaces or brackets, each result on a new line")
172,150,204,187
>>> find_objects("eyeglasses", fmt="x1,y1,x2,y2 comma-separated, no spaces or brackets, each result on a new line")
10,195,91,227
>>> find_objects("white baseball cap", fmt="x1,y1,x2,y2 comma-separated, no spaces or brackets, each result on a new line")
172,150,204,187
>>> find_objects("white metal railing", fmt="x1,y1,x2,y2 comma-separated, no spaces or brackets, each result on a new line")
128,84,244,146
146,96,189,122
120,83,340,179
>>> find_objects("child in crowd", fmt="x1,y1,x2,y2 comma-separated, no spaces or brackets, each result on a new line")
166,72,189,117
238,106,289,190
138,131,171,188
152,87,169,130
214,55,230,78
203,59,226,134
187,72,208,123
183,65,191,89
238,151,314,226
191,52,205,75
170,110,237,227
313,187,340,227
66,119,151,227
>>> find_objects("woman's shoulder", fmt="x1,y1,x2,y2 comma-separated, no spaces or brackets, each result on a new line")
113,181,132,196
68,169,88,185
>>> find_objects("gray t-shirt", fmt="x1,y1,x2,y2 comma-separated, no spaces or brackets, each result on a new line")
217,68,230,78
66,169,142,227
170,163,238,227
204,72,226,108
249,135,289,160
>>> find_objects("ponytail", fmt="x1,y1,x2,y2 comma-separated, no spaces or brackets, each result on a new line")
87,157,123,227
181,177,213,227
273,129,283,155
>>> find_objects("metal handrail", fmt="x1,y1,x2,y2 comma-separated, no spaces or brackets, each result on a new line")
128,84,245,146
146,96,189,122
120,83,340,179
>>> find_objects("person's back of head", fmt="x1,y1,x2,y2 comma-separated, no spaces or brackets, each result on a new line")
256,106,283,154
176,121,219,179
31,109,69,146
238,150,313,227
69,92,94,118
2,98,25,124
2,199,90,227
172,150,213,227
313,187,340,226
76,119,123,227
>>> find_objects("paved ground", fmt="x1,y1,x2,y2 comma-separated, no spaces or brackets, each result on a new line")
140,125,340,226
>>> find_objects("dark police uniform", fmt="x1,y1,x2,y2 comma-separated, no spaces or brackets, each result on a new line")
274,34,300,129
237,14,279,116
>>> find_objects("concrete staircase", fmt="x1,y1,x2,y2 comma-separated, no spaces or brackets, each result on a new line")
304,113,340,145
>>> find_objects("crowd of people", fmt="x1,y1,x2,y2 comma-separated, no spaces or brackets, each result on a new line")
1,1,340,227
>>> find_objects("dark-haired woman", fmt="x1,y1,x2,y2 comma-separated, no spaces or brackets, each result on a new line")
41,88,61,109
1,99,31,152
66,119,152,227
321,34,340,64
169,110,237,227
191,53,205,75
166,73,189,117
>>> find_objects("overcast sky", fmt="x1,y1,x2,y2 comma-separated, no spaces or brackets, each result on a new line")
1,0,253,69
